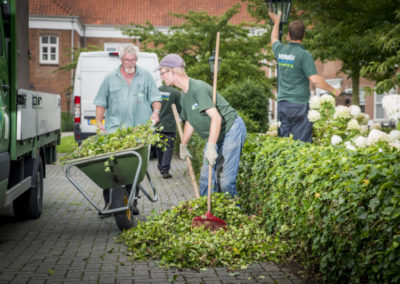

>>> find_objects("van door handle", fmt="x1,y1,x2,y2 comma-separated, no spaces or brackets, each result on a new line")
2,84,9,91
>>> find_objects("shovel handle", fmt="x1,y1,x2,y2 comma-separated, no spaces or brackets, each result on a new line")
171,104,200,198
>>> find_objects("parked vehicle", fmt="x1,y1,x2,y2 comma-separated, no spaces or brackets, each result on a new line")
73,51,162,144
0,0,60,219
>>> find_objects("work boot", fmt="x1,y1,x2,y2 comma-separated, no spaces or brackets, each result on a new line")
162,173,172,179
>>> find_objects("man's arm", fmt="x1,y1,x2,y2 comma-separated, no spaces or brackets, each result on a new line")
309,74,341,97
268,11,281,45
181,120,195,145
96,106,106,134
150,101,162,124
205,107,222,144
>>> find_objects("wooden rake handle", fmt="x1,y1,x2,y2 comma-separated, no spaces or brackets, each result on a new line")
171,104,200,198
208,32,220,212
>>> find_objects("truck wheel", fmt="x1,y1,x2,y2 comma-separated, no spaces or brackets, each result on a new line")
111,186,137,231
13,156,44,219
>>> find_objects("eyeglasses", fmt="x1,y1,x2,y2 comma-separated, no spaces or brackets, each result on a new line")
123,58,137,63
160,70,170,76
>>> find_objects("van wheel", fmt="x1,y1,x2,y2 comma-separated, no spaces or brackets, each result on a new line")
14,156,44,219
111,186,137,231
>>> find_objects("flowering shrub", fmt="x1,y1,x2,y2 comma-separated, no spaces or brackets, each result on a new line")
308,95,400,151
382,94,400,122
237,134,400,283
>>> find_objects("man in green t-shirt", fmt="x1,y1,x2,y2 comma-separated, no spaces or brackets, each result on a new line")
155,54,247,198
156,85,181,179
269,11,341,142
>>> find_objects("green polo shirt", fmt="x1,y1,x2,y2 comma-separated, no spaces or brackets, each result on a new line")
156,85,181,133
180,78,237,144
272,41,317,105
94,65,161,133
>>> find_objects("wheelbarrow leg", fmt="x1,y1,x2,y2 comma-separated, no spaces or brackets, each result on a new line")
125,184,140,215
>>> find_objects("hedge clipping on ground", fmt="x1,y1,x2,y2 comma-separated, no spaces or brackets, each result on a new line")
118,193,288,270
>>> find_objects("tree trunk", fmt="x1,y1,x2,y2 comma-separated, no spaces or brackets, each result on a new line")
351,68,360,106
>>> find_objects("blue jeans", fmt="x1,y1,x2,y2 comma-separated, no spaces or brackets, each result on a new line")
199,116,247,198
278,101,312,143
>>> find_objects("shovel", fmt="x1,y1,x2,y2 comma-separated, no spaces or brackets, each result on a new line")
171,104,200,198
192,32,227,231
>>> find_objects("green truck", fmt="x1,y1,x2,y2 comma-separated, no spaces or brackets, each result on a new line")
0,0,60,219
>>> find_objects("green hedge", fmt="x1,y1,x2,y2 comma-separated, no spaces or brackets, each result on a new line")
61,112,74,132
237,134,400,283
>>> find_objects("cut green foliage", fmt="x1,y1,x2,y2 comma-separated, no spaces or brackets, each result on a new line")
60,123,165,167
118,193,287,270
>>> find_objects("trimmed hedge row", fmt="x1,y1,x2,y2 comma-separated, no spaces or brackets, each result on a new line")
237,134,400,283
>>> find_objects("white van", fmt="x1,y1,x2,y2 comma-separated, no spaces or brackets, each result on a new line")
73,51,162,144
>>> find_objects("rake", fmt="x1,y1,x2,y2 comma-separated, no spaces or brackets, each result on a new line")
192,32,226,231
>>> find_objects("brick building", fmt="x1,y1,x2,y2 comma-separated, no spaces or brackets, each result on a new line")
28,0,395,124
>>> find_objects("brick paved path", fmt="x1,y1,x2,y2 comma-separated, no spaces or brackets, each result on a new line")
0,157,302,284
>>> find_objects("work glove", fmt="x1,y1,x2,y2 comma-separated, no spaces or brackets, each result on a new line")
179,144,192,160
205,143,218,166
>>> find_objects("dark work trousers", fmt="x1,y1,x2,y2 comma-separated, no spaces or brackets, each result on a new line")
156,133,176,174
278,101,312,143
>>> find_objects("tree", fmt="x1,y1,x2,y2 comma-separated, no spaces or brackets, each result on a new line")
244,0,400,105
361,9,400,95
121,4,274,93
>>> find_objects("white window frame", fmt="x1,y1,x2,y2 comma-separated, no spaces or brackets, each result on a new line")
39,35,59,64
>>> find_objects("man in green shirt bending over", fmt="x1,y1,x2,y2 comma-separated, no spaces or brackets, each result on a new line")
269,11,341,142
156,54,246,198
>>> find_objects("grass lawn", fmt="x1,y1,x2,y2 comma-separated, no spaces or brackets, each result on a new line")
57,135,77,153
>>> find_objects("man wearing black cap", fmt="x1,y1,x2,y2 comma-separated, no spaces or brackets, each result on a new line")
156,54,247,198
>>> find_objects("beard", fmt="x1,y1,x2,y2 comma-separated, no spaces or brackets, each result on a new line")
124,67,135,74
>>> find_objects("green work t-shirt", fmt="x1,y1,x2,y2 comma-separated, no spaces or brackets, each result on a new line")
156,85,181,133
272,41,317,105
93,65,161,133
180,78,237,144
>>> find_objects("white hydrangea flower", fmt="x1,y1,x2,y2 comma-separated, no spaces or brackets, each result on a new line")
344,141,356,151
367,129,389,145
390,141,400,151
319,94,336,106
360,125,369,135
388,130,400,142
347,119,361,131
356,113,370,125
382,94,400,121
353,136,368,148
334,105,351,119
370,122,382,130
307,110,321,122
309,95,321,110
331,135,342,146
349,105,361,117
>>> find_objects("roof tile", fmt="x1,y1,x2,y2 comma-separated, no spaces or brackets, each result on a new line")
29,0,256,26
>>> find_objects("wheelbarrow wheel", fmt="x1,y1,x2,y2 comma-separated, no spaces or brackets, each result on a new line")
111,186,138,231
